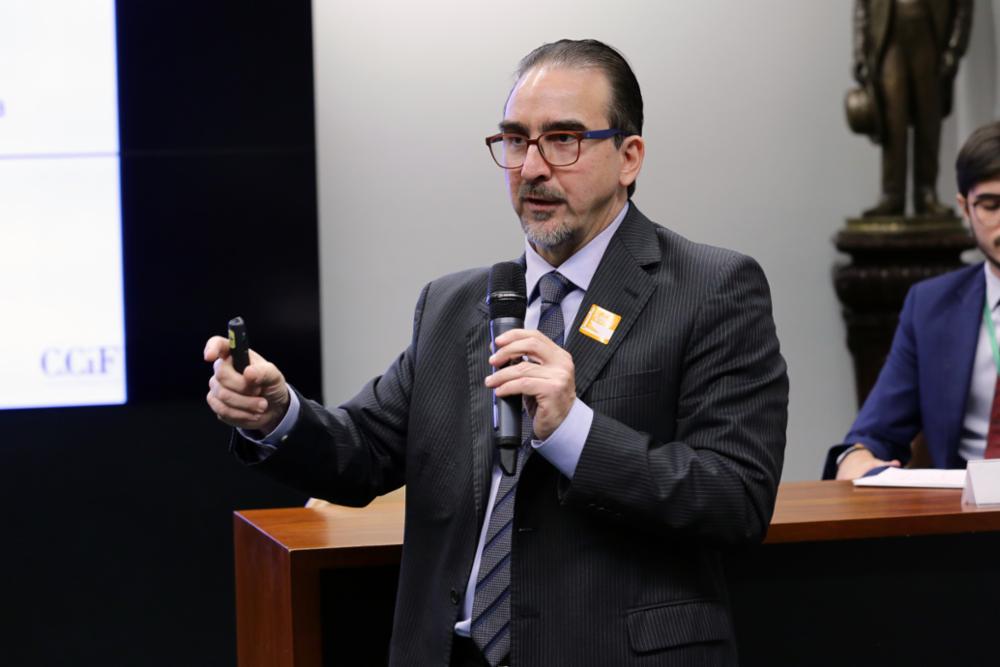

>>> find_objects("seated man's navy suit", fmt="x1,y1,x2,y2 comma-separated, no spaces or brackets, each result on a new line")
826,263,984,477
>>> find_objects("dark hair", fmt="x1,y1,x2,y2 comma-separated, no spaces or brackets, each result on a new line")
956,121,1000,197
515,39,643,198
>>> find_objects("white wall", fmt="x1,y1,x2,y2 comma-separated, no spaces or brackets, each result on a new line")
956,1,999,148
311,0,997,482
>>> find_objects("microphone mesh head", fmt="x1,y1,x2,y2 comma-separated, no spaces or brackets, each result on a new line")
488,262,527,320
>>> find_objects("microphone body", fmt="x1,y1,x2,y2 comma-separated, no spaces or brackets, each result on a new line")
487,262,527,475
491,315,524,452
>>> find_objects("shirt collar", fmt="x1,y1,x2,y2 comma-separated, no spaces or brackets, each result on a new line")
524,202,629,301
986,262,1000,311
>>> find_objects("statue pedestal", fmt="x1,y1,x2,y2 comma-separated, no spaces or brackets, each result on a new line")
833,215,973,407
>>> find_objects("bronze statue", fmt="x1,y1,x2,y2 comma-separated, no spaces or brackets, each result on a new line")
849,0,972,217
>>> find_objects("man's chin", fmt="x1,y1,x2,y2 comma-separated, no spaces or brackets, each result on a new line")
985,251,1000,273
974,234,1000,277
521,216,573,250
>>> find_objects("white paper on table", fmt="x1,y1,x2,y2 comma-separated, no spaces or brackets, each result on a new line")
852,467,967,488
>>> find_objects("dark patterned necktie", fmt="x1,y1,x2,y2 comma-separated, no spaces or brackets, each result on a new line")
470,271,573,666
986,375,1000,458
535,271,572,345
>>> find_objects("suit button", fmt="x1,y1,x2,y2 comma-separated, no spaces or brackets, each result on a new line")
450,588,460,605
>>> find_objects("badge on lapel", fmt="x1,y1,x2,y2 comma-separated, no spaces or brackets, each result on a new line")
579,304,621,344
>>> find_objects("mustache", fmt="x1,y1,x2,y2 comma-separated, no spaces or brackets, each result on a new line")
518,185,565,202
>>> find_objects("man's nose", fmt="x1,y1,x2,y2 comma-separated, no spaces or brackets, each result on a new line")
519,143,551,182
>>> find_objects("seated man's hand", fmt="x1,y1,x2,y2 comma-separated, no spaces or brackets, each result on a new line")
204,336,290,434
836,445,901,480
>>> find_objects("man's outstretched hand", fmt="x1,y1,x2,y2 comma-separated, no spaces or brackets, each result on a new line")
204,336,289,434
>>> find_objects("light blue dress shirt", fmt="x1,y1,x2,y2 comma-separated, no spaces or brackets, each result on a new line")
454,202,627,635
958,263,1000,461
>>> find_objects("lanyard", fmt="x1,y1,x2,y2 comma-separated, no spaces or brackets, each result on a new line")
984,298,1000,375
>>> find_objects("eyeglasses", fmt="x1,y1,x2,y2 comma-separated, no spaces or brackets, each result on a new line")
485,128,624,169
969,194,1000,227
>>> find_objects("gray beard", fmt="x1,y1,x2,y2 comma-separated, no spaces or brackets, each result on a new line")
521,211,574,250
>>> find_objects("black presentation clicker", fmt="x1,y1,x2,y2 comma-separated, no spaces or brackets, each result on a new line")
228,316,250,374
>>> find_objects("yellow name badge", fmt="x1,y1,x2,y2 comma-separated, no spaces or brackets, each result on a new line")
579,304,621,345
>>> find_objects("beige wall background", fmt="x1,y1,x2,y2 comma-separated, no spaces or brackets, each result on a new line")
311,0,999,481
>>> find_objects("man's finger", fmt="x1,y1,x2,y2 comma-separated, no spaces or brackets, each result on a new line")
206,393,263,429
492,376,551,398
210,378,268,414
486,361,563,387
490,336,559,367
243,360,282,389
212,357,262,396
494,328,546,347
204,335,231,362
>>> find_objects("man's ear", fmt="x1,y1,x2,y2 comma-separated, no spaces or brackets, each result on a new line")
619,135,645,189
957,193,969,220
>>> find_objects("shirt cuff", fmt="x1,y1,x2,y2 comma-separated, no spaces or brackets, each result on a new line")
237,385,301,451
836,443,869,466
532,397,593,479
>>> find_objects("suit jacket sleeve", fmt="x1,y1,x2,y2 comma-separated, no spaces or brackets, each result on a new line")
841,285,922,465
229,283,431,506
560,253,788,547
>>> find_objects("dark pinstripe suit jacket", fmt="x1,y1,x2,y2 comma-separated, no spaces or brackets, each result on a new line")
238,205,788,666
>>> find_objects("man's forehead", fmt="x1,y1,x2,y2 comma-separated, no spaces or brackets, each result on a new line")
971,178,1000,196
503,64,610,125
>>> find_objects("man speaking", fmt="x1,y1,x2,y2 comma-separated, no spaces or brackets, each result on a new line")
205,39,788,667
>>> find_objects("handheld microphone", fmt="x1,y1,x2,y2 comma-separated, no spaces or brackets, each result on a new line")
228,316,250,374
488,262,527,475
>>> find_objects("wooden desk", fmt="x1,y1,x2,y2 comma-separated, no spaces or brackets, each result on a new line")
234,482,1000,666
766,480,1000,542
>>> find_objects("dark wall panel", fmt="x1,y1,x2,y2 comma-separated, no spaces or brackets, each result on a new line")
0,2,320,664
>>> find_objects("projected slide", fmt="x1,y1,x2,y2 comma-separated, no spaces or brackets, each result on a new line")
0,1,125,409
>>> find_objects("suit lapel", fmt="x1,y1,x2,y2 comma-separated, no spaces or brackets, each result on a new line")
937,267,985,466
466,299,493,526
566,206,660,397
465,207,660,519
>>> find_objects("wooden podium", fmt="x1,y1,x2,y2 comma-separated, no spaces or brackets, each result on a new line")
234,482,1000,666
233,491,404,666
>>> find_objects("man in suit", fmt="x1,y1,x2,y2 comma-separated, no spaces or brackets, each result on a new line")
853,0,971,216
205,39,788,666
834,121,1000,480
